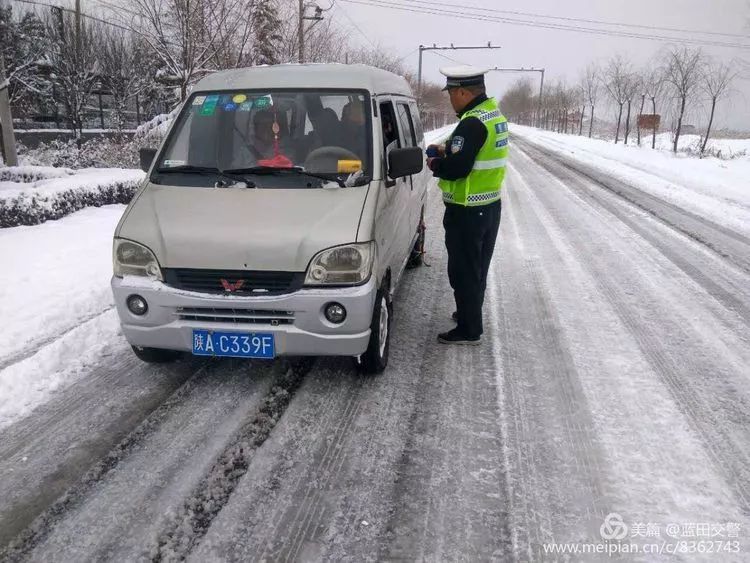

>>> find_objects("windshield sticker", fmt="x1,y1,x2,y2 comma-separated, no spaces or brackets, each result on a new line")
223,102,238,112
238,101,253,111
192,95,206,106
200,103,217,116
254,96,271,109
232,94,248,104
163,159,186,168
337,159,362,173
204,95,219,104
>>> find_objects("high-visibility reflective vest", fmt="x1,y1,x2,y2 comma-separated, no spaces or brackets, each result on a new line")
439,97,509,207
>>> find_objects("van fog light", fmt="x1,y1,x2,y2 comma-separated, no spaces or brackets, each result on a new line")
324,303,347,324
127,294,148,316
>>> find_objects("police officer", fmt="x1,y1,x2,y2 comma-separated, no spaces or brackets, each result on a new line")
426,66,509,345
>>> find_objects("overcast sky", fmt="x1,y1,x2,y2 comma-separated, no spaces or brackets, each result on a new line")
333,0,750,130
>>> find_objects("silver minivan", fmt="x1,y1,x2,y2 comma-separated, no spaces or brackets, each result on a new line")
112,64,429,373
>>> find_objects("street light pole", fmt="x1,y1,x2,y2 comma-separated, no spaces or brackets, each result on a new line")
416,42,502,107
486,67,545,126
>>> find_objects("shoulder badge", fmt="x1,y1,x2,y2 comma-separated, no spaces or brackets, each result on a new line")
451,136,465,153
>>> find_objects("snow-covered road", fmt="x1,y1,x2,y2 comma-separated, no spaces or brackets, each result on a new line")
1,129,749,561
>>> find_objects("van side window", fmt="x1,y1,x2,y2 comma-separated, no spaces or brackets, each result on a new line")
379,101,400,151
408,101,424,144
396,103,417,147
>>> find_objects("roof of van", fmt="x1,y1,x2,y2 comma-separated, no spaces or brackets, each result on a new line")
193,63,413,97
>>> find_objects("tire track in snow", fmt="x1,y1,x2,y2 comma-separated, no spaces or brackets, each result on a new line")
0,306,116,373
515,138,750,329
0,350,197,549
492,178,614,560
513,136,750,275
188,190,511,562
0,360,215,561
151,357,314,562
511,143,750,513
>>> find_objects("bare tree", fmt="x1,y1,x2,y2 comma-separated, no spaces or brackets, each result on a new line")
582,63,600,137
44,9,101,145
623,72,640,145
699,59,736,156
99,32,151,134
642,65,666,148
132,0,256,100
603,55,631,143
663,46,704,153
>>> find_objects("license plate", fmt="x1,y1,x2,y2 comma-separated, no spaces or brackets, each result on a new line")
192,330,275,359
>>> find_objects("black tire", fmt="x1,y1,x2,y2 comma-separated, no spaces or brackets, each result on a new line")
357,287,392,374
406,207,426,269
131,345,181,364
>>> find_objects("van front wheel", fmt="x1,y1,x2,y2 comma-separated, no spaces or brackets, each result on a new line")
357,288,392,374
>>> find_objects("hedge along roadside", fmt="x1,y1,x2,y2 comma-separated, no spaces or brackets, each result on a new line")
1,168,145,228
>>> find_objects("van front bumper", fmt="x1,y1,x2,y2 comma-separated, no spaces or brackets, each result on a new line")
111,276,377,357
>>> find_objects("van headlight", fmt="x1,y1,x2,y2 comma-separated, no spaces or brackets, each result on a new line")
305,242,375,286
113,238,163,281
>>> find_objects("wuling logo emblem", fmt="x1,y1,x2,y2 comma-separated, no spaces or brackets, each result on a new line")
220,279,245,292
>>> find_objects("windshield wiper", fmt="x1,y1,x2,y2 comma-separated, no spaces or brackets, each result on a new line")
154,165,255,188
224,165,347,188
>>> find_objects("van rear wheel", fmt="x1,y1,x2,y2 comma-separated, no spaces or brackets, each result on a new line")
357,288,392,374
131,345,181,364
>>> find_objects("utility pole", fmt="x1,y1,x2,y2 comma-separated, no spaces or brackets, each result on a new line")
417,43,502,106
298,2,324,64
487,67,545,126
75,0,82,59
0,57,18,166
298,0,304,63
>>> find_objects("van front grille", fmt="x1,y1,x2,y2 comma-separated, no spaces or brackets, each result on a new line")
164,269,304,295
177,307,295,325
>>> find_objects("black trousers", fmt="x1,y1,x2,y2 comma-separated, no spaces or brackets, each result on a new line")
443,199,502,338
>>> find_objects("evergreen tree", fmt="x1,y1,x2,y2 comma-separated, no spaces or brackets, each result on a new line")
253,0,282,65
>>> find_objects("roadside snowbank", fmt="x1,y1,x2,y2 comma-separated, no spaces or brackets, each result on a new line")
512,124,750,238
0,167,143,227
0,205,125,427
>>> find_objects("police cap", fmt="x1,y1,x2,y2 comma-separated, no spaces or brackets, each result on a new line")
440,65,490,91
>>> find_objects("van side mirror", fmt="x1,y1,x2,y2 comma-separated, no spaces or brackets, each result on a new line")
388,146,424,180
139,148,157,172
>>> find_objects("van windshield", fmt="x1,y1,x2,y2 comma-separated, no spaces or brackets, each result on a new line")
155,90,373,188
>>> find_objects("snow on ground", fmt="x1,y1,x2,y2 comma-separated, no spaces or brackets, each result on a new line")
0,168,143,200
512,124,750,238
0,205,125,428
647,131,750,158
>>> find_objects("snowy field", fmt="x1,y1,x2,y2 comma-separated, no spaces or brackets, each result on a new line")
0,125,749,560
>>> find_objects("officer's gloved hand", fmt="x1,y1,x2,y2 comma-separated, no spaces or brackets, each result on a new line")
426,144,445,158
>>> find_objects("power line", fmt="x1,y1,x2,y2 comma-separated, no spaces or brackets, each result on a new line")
340,0,750,50
406,0,749,41
9,0,133,31
335,1,379,50
429,50,469,66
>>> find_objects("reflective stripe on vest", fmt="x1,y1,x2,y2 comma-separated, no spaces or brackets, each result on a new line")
438,97,509,207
